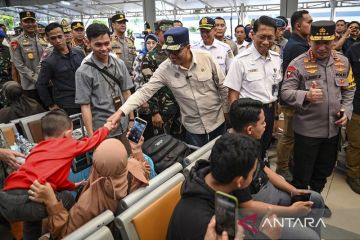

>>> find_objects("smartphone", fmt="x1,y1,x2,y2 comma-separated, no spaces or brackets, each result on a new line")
127,117,147,143
215,191,238,239
291,192,311,203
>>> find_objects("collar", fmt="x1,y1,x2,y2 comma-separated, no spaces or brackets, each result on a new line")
199,39,220,49
91,54,115,69
249,44,271,61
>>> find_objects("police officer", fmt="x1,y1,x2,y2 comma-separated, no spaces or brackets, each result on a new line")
140,20,182,139
37,22,49,48
271,17,288,56
108,27,229,147
71,21,91,55
214,17,238,56
281,21,355,216
345,42,360,194
110,13,136,75
61,19,73,46
10,11,44,103
224,16,282,165
0,29,11,108
192,17,234,75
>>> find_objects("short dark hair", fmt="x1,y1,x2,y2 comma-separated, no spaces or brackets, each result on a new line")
230,98,263,133
253,15,276,33
348,21,360,29
235,24,245,32
86,23,110,41
276,16,288,26
173,20,182,25
290,10,309,29
215,17,225,22
210,133,259,184
41,109,72,138
336,19,346,25
45,22,63,36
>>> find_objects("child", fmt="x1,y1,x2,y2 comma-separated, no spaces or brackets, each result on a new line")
0,109,113,240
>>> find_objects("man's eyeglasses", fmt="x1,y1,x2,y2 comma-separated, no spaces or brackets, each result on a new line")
255,34,275,42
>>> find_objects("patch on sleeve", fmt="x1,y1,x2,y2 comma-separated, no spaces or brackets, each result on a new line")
344,67,356,90
286,65,297,79
11,40,19,50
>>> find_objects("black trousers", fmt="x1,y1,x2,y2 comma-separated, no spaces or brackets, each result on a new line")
260,103,275,166
292,132,339,193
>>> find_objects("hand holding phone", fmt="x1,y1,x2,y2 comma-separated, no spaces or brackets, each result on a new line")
127,117,147,144
215,191,238,239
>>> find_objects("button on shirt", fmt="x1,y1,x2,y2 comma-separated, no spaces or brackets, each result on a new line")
224,45,282,104
75,54,134,137
192,39,234,74
120,49,228,134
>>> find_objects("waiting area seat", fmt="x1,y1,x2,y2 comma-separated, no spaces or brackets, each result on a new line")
84,226,114,240
11,112,48,143
118,162,183,214
115,173,185,240
63,210,114,240
0,123,18,145
183,135,220,166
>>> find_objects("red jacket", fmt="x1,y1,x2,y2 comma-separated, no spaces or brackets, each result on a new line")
3,127,109,191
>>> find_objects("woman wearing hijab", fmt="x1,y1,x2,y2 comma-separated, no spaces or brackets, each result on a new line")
28,138,150,239
0,81,45,123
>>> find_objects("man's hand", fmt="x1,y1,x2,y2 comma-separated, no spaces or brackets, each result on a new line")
152,113,164,129
74,179,88,189
306,81,323,103
103,121,115,131
28,180,58,206
107,109,123,128
0,148,24,170
204,216,244,240
259,212,282,240
291,189,311,196
335,111,347,126
289,201,313,216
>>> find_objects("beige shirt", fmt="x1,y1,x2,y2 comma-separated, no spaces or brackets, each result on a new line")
120,49,228,134
281,50,355,138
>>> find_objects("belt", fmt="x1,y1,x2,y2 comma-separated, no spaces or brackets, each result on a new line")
263,102,276,108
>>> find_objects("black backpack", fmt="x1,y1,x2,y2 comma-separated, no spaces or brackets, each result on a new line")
142,134,191,173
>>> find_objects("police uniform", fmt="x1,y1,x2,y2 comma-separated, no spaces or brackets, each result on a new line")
223,37,238,56
281,21,355,193
70,21,91,55
110,14,136,75
140,20,182,138
224,44,282,164
37,22,49,48
10,11,44,102
119,27,228,147
192,17,234,75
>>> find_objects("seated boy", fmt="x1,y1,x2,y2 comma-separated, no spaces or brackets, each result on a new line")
0,109,113,240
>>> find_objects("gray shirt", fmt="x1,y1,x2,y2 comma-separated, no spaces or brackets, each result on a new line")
75,54,134,137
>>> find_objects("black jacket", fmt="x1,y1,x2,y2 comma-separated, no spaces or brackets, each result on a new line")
166,160,267,240
36,47,85,108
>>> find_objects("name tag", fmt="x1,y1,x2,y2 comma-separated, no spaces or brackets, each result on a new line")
248,69,258,73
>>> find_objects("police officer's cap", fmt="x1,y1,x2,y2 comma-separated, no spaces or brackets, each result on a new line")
154,20,173,32
111,13,128,23
309,20,335,41
162,27,189,51
71,21,85,30
37,22,47,28
61,19,72,33
274,18,286,28
198,17,215,30
19,11,36,21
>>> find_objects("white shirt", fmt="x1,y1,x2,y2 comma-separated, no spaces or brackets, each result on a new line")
192,39,234,74
224,44,282,104
236,41,249,55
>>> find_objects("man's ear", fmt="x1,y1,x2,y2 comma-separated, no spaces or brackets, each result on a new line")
64,129,72,138
84,37,90,46
233,176,245,189
246,125,253,135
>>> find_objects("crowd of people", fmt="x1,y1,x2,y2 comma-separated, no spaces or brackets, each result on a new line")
0,7,359,240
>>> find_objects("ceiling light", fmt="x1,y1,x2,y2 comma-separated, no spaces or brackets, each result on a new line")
60,1,71,6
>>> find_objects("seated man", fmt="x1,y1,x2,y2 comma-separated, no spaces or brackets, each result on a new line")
229,98,324,238
167,134,274,240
